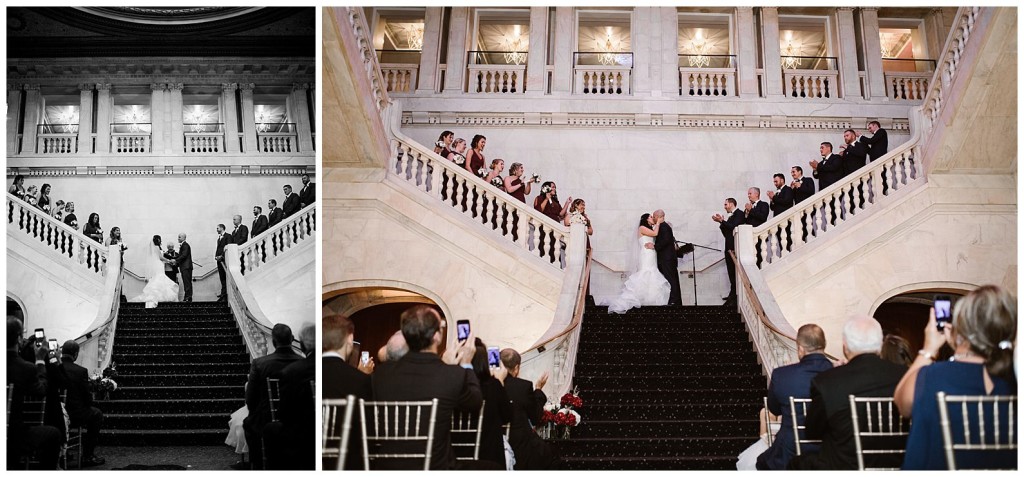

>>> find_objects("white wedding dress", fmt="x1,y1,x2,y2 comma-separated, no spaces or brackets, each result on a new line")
132,244,180,308
604,234,671,313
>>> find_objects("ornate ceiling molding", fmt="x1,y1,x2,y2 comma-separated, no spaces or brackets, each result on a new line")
7,60,315,85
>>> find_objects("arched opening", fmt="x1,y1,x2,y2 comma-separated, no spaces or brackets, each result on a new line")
7,296,26,323
872,288,968,358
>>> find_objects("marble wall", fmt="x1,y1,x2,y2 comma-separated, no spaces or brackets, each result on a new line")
247,238,317,337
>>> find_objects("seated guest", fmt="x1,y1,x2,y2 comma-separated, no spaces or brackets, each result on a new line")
433,130,454,155
895,285,1017,470
503,163,533,203
251,206,269,238
767,174,795,217
880,334,914,367
265,323,316,470
464,135,487,175
370,306,492,470
790,166,816,204
322,315,372,470
63,202,78,230
469,338,511,468
484,159,505,188
83,213,103,244
59,341,106,467
36,184,52,213
788,316,907,470
9,174,27,200
243,324,301,470
533,182,571,223
298,174,315,209
743,187,770,226
6,317,61,470
501,348,560,470
754,324,833,470
376,330,409,363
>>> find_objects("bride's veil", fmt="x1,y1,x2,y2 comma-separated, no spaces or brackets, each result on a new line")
144,238,162,281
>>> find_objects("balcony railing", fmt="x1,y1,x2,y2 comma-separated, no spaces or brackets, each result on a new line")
678,55,737,97
110,123,152,154
781,55,838,71
110,123,153,134
781,58,839,99
184,123,225,154
882,58,937,73
574,51,634,67
884,72,931,101
37,124,80,135
573,52,633,96
467,51,527,94
256,123,297,153
36,124,80,154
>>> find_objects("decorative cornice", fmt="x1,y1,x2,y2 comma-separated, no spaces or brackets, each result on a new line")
239,83,256,91
78,83,94,91
7,61,316,83
149,83,166,91
168,83,184,91
221,83,237,92
8,83,22,92
22,84,40,91
291,82,310,91
7,165,314,178
96,83,112,91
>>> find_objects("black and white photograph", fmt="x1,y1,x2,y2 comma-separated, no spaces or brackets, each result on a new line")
6,7,316,470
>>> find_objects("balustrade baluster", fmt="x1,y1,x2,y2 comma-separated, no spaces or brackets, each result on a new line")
758,232,770,267
868,168,881,205
475,188,487,223
496,201,508,238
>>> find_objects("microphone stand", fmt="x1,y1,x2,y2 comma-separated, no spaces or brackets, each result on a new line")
675,241,721,306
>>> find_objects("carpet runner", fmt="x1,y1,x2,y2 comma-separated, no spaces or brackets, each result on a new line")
557,305,766,470
99,301,249,446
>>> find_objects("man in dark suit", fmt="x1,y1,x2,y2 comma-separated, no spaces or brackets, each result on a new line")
501,349,560,470
264,324,315,470
6,317,61,470
59,341,105,467
282,185,300,218
174,233,193,302
251,206,269,238
322,314,372,470
298,174,315,208
839,129,869,177
789,166,816,204
243,324,301,470
810,142,844,190
370,305,487,470
214,224,232,301
231,215,249,246
789,316,908,470
267,199,284,228
767,174,795,217
860,121,888,162
651,209,682,306
712,198,745,305
743,188,770,226
756,325,833,470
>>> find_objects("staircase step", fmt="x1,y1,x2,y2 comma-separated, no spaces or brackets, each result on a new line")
556,436,753,456
575,363,761,375
117,363,250,375
578,341,752,352
114,335,243,345
581,321,747,332
575,351,758,364
115,373,248,387
121,302,226,309
112,352,250,365
583,403,762,421
99,429,234,446
115,385,246,400
572,419,759,438
113,343,248,354
583,388,766,404
580,330,751,341
113,329,241,339
102,412,235,430
575,374,765,389
99,399,243,414
116,322,238,331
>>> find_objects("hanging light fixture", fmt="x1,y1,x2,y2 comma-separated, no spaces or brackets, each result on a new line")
406,24,424,50
124,105,143,133
256,105,269,133
57,106,78,133
599,26,619,66
186,105,210,133
502,24,527,66
781,30,802,70
688,28,712,68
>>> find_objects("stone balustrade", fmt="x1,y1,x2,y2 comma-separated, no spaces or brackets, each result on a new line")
923,8,982,134
574,66,632,95
258,133,297,153
111,134,151,154
679,67,736,97
783,69,839,99
380,63,419,93
885,72,931,101
467,65,527,94
238,203,316,274
184,133,223,154
38,134,79,155
7,192,108,274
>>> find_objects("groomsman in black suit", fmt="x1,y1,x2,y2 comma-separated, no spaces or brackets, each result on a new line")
810,142,844,190
860,121,889,161
59,341,105,467
215,224,231,301
174,233,193,302
743,188,770,227
231,215,249,246
267,199,284,228
789,166,816,204
838,129,869,177
298,174,315,208
767,174,795,217
713,198,745,305
251,206,269,238
282,185,300,218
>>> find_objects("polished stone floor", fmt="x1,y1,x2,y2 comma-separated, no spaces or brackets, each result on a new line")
82,446,241,471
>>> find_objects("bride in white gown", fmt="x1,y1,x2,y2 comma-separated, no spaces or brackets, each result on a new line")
132,235,180,308
604,213,672,314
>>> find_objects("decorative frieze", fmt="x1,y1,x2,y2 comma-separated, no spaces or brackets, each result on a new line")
7,166,314,177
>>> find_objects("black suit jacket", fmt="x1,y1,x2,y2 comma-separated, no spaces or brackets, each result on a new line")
653,222,677,267
232,224,249,246
504,375,545,433
276,353,315,469
215,233,232,261
174,241,192,271
322,355,372,471
860,128,889,161
802,353,907,470
283,193,301,218
6,349,49,432
813,154,844,190
770,186,795,217
370,351,483,470
243,347,302,434
792,176,816,204
745,201,770,226
299,182,315,208
719,210,745,251
479,376,512,466
59,358,93,421
840,141,869,176
268,208,284,228
251,215,269,238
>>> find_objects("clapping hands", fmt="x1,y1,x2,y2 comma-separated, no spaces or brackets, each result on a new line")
767,190,775,199
809,159,820,170
712,213,724,223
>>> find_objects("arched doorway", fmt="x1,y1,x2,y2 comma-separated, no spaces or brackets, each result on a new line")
872,288,968,358
7,296,26,323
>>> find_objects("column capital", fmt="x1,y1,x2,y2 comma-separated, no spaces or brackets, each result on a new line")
78,83,94,92
239,83,256,92
735,6,753,12
168,83,184,91
96,83,112,91
22,84,40,91
860,7,879,13
150,83,167,91
836,7,855,13
8,82,21,92
760,6,778,13
291,82,310,91
221,82,238,92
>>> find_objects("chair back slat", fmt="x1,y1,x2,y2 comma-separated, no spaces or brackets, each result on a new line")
937,393,1018,470
360,399,439,470
848,395,910,470
452,400,486,460
763,396,774,446
266,378,281,422
322,396,356,470
789,397,820,455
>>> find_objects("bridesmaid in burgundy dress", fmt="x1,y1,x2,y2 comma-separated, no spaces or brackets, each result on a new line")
503,162,533,240
433,130,453,155
465,135,487,175
534,181,571,223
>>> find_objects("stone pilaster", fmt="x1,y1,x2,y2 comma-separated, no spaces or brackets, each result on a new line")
631,7,653,96
859,8,887,100
149,83,167,154
660,7,680,97
836,7,862,99
291,83,314,152
7,83,23,155
551,7,574,94
21,85,41,154
238,83,257,153
759,7,784,97
95,84,112,154
525,7,549,96
77,84,94,154
168,83,184,154
415,7,444,94
220,83,240,153
443,7,470,93
735,7,760,98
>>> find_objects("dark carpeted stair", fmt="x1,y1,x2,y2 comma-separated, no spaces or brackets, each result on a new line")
99,302,249,446
557,305,766,470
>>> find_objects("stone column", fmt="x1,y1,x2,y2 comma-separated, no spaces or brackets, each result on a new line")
551,7,574,94
735,7,760,98
525,6,549,96
443,7,469,93
77,84,94,154
660,7,680,96
759,7,784,97
836,7,862,99
860,8,887,100
416,7,444,94
924,8,946,61
168,83,184,154
95,84,112,154
291,83,314,152
149,83,166,154
21,85,41,154
220,83,239,153
7,84,23,155
631,7,653,96
238,83,258,153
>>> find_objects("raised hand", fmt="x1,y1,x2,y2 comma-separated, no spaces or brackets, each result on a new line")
535,371,549,391
810,159,820,170
767,190,775,199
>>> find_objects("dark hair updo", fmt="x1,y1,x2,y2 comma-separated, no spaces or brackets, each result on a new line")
639,213,652,229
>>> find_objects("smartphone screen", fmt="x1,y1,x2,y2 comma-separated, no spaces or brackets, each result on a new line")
456,320,471,343
48,339,58,351
34,328,44,340
934,295,952,331
360,351,370,364
487,347,500,368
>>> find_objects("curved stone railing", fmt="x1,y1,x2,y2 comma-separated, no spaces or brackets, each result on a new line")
921,7,983,135
225,244,275,359
385,105,571,270
74,251,124,374
341,7,391,114
238,203,316,274
7,192,108,274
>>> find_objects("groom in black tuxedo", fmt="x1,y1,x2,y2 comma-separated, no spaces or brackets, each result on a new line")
652,209,682,306
174,233,193,302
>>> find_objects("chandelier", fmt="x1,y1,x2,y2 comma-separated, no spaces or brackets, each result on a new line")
256,106,269,133
57,107,78,133
879,31,909,58
186,105,210,133
687,29,712,68
598,26,619,66
405,24,424,50
502,25,527,66
124,105,144,133
781,31,802,70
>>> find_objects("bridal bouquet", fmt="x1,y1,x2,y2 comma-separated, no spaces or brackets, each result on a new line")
530,173,541,183
477,167,489,178
490,177,504,189
540,388,583,439
452,153,466,165
89,362,119,400
540,184,552,194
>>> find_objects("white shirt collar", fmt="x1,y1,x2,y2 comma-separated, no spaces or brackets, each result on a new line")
322,351,344,360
